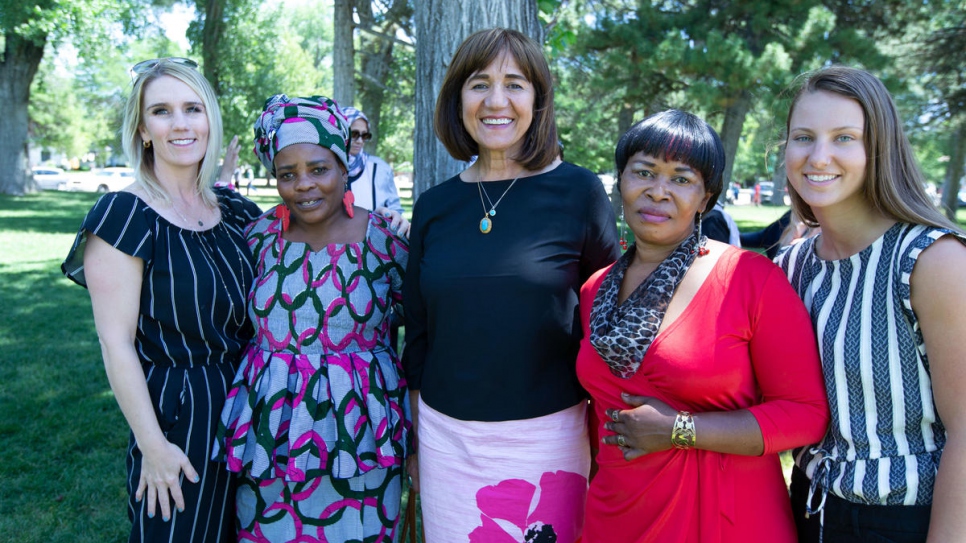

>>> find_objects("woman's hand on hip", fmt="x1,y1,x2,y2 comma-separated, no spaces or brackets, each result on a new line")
602,393,677,461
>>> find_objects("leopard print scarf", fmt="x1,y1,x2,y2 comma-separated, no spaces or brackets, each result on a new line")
589,230,704,379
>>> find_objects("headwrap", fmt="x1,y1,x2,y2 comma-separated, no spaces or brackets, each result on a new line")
341,106,369,178
253,94,349,176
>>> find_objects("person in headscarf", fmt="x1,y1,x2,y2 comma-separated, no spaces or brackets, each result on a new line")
214,94,411,542
343,106,404,216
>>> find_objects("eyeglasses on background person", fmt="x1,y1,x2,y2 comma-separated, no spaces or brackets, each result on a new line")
350,130,372,142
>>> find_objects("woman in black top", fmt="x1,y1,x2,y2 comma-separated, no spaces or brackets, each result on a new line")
62,58,260,542
403,28,619,542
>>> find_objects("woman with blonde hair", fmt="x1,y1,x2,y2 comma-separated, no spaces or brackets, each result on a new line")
62,57,261,542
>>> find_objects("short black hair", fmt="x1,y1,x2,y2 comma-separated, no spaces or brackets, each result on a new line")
614,109,725,213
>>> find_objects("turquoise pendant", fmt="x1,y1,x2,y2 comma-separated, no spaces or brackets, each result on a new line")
489,209,496,217
480,216,492,234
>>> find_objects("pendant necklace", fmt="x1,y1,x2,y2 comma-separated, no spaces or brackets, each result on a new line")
172,198,206,228
476,173,520,234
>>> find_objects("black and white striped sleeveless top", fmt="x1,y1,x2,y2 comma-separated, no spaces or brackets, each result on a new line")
775,222,964,507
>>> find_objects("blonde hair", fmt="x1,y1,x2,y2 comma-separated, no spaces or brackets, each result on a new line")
785,66,960,232
122,60,223,207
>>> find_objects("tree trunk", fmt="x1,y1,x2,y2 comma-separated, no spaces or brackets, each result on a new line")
413,0,541,198
771,158,786,205
333,0,356,108
0,32,46,195
200,0,228,93
718,89,753,200
941,120,966,220
358,41,393,153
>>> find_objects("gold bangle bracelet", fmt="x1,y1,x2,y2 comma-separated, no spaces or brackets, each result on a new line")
671,411,696,450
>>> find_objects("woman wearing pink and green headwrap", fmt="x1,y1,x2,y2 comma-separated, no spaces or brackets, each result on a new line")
214,94,411,541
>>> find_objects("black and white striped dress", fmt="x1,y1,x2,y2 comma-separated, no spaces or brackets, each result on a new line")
775,222,965,510
63,187,261,542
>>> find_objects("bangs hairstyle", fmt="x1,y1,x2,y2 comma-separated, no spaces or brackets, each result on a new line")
785,65,959,232
434,28,558,171
615,109,725,214
122,59,223,207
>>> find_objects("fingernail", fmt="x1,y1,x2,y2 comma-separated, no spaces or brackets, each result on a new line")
147,511,154,518
192,475,200,483
163,515,170,522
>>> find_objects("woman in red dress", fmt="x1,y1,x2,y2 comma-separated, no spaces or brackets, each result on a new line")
576,109,830,543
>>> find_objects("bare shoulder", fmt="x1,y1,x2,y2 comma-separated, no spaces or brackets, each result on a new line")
914,234,966,277
911,234,966,307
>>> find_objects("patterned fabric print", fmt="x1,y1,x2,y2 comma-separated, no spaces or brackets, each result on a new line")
216,209,409,531
776,223,965,508
588,230,703,378
236,464,402,542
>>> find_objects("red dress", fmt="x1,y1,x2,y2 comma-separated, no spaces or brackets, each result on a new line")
577,248,829,543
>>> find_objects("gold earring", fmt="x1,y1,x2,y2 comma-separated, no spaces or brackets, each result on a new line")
143,140,152,149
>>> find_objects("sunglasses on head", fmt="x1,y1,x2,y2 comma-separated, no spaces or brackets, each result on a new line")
129,57,199,78
350,131,372,142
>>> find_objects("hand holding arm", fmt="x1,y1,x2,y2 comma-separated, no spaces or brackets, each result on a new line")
84,234,198,521
602,393,763,461
375,206,411,238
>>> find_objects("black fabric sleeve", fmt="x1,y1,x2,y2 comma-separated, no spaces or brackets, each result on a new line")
216,186,262,228
739,210,791,258
401,195,427,390
61,192,154,288
701,210,732,244
579,175,620,282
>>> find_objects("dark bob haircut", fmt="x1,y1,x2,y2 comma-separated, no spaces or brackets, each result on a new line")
614,109,725,214
434,28,558,171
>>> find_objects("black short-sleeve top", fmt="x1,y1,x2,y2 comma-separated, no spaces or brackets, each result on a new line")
62,187,263,368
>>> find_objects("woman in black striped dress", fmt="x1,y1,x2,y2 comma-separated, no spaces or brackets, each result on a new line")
62,58,261,542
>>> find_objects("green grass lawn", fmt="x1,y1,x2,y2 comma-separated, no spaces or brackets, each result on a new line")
0,190,962,539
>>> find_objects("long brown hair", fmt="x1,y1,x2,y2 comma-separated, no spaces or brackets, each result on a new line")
785,66,959,232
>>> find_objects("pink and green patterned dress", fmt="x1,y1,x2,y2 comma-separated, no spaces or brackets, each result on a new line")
216,207,410,542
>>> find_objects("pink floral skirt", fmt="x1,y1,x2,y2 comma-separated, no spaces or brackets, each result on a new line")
417,398,590,542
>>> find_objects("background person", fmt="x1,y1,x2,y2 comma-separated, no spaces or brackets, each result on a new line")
215,95,410,541
778,65,966,543
577,110,829,542
61,57,262,542
403,28,619,542
700,201,741,246
342,106,404,216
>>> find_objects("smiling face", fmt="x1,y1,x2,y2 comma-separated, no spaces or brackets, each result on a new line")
460,52,535,159
138,75,210,175
621,152,711,250
785,90,868,216
274,143,348,231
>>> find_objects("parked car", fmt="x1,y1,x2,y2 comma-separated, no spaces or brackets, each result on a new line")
65,167,135,193
758,181,774,203
31,166,69,190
